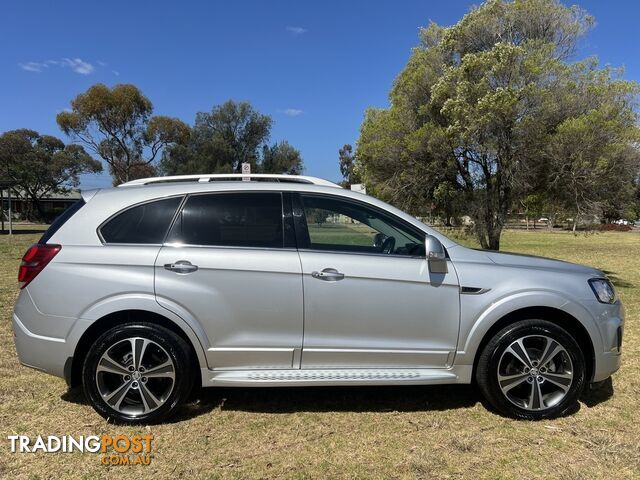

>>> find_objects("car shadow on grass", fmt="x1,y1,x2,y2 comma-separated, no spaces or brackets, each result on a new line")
580,377,614,407
169,384,481,422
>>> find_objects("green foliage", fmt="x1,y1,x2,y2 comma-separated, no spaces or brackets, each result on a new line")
356,0,639,249
338,144,360,187
261,141,303,175
56,84,190,185
161,100,304,176
0,129,102,219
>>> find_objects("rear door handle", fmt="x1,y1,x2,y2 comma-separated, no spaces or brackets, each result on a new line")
164,260,198,274
311,268,345,281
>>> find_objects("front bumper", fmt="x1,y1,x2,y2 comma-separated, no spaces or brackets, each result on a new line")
589,299,624,382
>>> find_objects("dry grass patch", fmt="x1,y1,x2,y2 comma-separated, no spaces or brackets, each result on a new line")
0,229,638,479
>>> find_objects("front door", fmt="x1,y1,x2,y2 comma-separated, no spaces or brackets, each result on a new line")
294,193,460,369
155,191,303,370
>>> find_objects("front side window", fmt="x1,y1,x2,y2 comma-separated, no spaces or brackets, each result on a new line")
167,192,284,248
299,194,424,256
100,196,183,244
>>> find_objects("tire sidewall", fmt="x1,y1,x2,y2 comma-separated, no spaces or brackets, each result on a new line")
82,323,192,424
480,320,586,420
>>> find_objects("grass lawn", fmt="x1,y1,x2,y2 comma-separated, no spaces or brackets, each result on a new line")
0,228,638,479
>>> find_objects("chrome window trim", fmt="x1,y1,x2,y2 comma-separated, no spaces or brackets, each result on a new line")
161,242,297,253
296,247,427,260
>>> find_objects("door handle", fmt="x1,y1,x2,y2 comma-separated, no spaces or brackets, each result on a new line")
164,260,198,274
311,268,345,281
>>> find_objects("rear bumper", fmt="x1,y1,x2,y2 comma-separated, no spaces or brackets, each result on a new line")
12,312,70,379
11,288,81,382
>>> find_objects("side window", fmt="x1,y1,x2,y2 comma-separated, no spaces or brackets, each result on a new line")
300,194,424,256
167,192,284,248
100,196,182,244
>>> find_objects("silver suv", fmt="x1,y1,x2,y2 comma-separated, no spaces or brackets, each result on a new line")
12,174,624,423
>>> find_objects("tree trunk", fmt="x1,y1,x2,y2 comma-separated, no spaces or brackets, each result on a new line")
32,197,47,222
487,223,502,250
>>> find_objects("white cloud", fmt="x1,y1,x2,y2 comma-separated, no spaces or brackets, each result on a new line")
97,60,107,67
281,108,304,117
286,26,307,35
112,70,120,76
18,57,95,75
19,61,46,72
61,58,95,75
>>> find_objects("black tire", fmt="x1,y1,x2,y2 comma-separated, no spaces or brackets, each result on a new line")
476,319,586,420
82,323,194,424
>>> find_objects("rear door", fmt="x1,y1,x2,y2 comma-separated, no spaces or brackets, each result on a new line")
154,191,304,370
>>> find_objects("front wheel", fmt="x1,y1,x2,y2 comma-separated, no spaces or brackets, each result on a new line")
476,319,586,420
82,323,193,424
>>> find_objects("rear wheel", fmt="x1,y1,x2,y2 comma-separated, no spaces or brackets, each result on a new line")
476,319,586,420
82,323,193,424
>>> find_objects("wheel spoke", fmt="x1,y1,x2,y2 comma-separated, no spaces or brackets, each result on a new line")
130,338,150,370
139,382,162,412
104,379,133,409
527,380,545,410
542,372,572,391
505,339,533,368
538,339,564,368
144,360,175,379
97,352,129,376
498,372,529,393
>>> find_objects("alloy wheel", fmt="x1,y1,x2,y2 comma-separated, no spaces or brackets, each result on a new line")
497,335,574,411
95,337,176,416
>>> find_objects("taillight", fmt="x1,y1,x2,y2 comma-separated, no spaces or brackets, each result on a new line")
18,244,61,289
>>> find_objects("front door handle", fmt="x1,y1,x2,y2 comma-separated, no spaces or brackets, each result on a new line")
164,260,198,274
311,268,345,281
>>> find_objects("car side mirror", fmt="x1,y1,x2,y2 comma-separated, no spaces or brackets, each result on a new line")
426,235,447,273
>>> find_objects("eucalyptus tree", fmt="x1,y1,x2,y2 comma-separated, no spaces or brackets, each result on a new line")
357,0,639,249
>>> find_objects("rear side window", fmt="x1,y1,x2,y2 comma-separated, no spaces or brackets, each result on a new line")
167,193,283,248
40,199,85,244
100,196,182,244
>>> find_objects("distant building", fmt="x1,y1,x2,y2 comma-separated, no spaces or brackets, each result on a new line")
1,189,81,222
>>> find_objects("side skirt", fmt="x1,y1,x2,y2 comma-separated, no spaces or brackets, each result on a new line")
200,365,473,387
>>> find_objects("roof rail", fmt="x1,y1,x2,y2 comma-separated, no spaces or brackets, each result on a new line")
118,173,341,188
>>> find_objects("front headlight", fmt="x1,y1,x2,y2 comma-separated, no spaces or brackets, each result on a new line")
588,278,616,304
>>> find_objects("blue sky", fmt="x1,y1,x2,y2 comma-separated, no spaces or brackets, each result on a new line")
2,0,639,189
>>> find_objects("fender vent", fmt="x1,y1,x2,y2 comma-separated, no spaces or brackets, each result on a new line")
461,286,489,295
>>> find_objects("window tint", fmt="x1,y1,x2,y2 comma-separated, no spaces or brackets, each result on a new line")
40,199,85,244
167,193,284,248
300,195,424,256
100,196,182,244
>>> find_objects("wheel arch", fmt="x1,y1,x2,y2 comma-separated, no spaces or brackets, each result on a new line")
471,306,595,383
68,309,204,388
